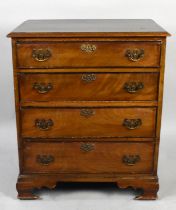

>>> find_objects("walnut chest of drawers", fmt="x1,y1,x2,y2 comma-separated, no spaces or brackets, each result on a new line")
8,19,170,200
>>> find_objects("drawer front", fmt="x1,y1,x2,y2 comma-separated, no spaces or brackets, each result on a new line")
21,108,156,138
16,41,161,68
20,73,159,102
23,142,154,174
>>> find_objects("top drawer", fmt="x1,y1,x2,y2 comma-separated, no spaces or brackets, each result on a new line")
16,41,161,68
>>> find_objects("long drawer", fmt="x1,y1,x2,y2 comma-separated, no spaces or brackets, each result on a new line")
16,41,161,68
21,107,156,138
19,73,159,102
23,142,154,174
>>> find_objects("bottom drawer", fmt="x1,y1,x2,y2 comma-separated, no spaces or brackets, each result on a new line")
23,142,154,174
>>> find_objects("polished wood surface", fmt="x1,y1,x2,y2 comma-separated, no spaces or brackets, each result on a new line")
16,41,161,68
8,19,169,200
21,108,156,138
23,142,154,174
20,73,159,102
20,101,158,108
7,19,170,37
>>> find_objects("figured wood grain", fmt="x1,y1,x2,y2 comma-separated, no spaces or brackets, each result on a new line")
7,19,170,37
19,73,159,102
21,107,156,138
23,142,154,174
17,67,160,73
24,137,155,142
16,41,161,68
8,19,169,200
20,100,158,108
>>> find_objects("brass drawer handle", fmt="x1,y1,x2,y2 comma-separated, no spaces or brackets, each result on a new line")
36,155,55,165
123,119,142,130
32,48,52,62
122,155,140,166
80,109,95,118
80,143,95,152
81,44,96,53
35,119,54,131
81,74,96,83
124,82,144,93
125,49,144,62
33,82,53,94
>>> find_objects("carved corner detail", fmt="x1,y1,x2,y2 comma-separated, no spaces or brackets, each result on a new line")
16,175,57,200
116,178,159,200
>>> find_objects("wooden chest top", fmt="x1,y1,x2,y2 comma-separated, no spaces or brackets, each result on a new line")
8,19,170,37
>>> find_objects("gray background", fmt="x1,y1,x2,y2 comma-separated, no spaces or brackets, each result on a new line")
0,0,175,209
